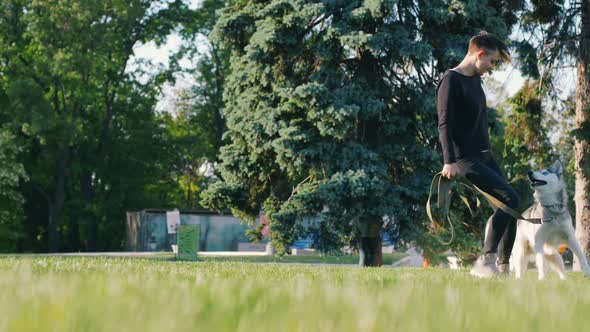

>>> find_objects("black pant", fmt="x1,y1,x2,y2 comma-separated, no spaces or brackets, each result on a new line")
456,152,519,264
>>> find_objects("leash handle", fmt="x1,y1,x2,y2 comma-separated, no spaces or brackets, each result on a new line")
426,173,455,245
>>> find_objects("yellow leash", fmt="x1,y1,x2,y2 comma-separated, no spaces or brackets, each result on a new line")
426,172,543,245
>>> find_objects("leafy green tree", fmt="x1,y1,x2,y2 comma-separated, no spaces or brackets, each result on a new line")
498,81,556,204
160,0,235,209
0,129,27,252
0,0,192,251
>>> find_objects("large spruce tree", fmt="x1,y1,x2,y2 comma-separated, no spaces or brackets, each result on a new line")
202,0,522,265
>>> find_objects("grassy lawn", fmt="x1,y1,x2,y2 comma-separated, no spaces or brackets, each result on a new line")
1,256,589,332
198,252,408,265
4,252,408,265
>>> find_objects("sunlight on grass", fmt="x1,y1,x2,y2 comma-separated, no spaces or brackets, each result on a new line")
1,257,589,331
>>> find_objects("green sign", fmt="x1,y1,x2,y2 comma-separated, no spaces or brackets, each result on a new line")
177,225,199,261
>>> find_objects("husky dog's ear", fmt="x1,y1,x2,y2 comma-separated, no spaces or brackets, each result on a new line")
549,160,563,176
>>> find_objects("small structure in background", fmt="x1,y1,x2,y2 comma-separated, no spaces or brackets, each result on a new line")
126,209,267,253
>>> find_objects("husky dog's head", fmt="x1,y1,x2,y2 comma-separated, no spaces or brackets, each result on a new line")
527,160,566,202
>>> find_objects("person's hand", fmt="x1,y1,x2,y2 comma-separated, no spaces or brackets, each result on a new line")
441,163,461,180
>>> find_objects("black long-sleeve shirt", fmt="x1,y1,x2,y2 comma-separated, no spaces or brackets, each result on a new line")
436,69,490,164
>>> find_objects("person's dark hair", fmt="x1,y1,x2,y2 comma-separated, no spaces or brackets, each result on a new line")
468,31,511,63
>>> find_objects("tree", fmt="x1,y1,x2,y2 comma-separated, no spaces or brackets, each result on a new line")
512,0,590,269
499,80,556,203
574,0,590,268
0,0,192,251
201,0,522,265
159,0,235,209
0,128,27,252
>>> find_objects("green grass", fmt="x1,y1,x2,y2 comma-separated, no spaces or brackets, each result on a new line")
1,256,590,332
5,252,408,265
198,252,407,265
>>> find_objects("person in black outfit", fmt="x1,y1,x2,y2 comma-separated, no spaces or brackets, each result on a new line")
436,31,518,278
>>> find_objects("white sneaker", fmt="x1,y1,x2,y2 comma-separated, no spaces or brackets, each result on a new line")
470,253,500,278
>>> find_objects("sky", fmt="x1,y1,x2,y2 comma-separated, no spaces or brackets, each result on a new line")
130,34,194,112
127,0,203,112
484,58,576,107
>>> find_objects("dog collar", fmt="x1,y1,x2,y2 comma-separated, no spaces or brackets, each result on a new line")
539,203,568,223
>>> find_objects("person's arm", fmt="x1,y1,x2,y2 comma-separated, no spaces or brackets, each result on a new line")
436,75,460,179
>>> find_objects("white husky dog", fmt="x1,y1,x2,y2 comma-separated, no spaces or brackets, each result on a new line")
511,160,590,280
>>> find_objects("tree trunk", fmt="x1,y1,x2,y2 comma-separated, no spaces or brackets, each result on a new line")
212,46,226,148
81,170,97,251
47,203,58,252
574,0,590,271
354,47,385,267
358,217,383,267
48,147,70,252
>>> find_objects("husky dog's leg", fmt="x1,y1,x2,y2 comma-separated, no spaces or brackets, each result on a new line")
535,252,546,280
567,235,590,277
534,233,547,280
544,251,567,280
514,254,528,279
513,239,529,279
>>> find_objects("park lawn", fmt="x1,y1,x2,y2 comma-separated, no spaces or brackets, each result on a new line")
198,252,408,265
4,252,408,265
1,256,589,332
